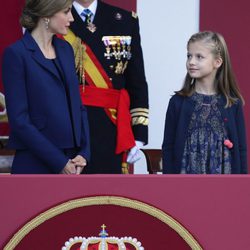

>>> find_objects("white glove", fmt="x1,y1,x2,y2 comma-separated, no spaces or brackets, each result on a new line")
127,141,144,164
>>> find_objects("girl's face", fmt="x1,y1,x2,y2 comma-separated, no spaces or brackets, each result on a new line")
48,5,74,35
186,41,222,83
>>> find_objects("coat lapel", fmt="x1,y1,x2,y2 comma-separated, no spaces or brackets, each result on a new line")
93,0,109,31
22,31,61,81
53,37,70,86
70,6,87,40
182,97,195,122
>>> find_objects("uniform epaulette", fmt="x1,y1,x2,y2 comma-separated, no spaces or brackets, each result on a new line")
132,11,138,19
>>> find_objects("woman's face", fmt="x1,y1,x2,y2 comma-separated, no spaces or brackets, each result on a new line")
48,5,74,35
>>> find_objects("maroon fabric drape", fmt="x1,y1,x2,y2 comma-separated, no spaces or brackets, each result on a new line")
0,1,24,135
200,1,250,172
103,0,136,11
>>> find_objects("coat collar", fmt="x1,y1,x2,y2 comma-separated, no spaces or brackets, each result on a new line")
70,6,87,39
93,0,109,29
22,30,65,81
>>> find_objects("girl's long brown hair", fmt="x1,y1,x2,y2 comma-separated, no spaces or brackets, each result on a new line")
176,31,244,107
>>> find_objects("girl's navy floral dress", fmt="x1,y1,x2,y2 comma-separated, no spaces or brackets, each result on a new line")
181,92,231,174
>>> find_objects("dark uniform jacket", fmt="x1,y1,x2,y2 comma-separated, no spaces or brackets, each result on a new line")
162,94,247,174
70,0,149,173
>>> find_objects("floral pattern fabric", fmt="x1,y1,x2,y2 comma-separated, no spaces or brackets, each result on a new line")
181,92,231,174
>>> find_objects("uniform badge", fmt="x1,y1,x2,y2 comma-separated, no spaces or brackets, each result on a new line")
115,61,128,74
115,12,122,20
102,36,112,59
86,22,97,33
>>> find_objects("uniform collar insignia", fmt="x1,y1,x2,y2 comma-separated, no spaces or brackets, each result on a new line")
115,12,122,20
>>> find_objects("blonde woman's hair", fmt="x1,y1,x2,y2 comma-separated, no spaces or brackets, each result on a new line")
20,0,73,30
177,31,244,107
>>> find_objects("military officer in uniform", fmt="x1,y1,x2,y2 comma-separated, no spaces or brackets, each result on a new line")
63,0,149,173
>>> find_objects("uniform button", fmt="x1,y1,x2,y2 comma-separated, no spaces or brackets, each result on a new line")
109,65,114,69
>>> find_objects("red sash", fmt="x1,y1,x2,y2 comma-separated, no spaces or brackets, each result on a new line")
60,30,135,162
80,86,135,154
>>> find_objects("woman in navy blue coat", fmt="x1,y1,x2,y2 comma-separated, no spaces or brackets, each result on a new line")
2,0,90,174
162,31,247,174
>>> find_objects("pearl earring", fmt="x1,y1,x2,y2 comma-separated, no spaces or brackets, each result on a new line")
44,18,50,29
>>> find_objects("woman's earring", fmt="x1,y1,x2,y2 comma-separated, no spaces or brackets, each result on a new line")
190,78,195,85
44,18,50,30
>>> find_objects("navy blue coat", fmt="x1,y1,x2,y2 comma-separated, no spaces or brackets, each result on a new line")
162,94,247,174
2,31,90,174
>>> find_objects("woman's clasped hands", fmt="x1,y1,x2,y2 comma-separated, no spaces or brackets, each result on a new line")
61,155,87,175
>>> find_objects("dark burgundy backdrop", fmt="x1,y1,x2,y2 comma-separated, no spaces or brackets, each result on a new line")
200,1,250,171
0,1,24,135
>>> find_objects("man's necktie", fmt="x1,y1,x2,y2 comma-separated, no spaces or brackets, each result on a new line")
81,9,93,24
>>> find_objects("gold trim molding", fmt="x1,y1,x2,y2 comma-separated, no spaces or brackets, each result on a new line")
4,196,203,250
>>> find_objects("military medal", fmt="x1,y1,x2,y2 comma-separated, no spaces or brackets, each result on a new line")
81,9,96,33
87,22,96,33
115,61,123,74
115,37,122,60
120,37,125,58
125,36,132,60
115,61,128,74
102,35,132,74
102,37,112,59
111,39,118,60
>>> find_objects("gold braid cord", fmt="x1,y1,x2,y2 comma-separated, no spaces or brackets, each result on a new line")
71,36,86,83
130,108,149,126
4,196,203,250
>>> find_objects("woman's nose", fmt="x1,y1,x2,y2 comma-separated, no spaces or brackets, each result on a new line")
69,12,74,22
